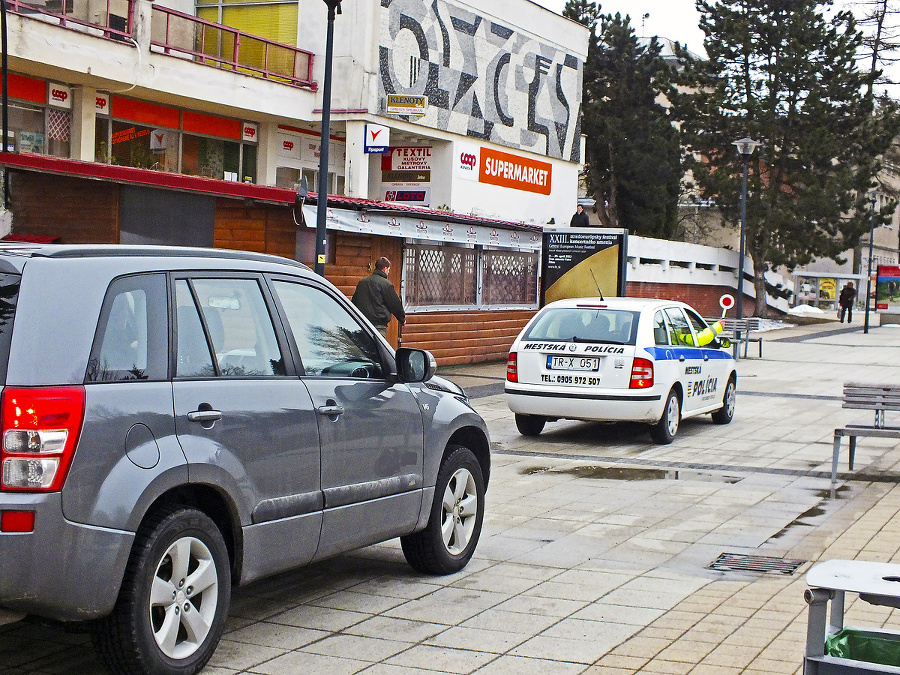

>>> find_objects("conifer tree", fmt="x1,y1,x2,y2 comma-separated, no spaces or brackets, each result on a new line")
566,2,682,237
673,0,900,315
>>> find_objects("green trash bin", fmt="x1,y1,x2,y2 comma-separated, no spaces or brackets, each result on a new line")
826,627,900,667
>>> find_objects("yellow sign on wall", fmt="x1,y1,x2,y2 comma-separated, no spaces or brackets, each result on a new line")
820,278,836,299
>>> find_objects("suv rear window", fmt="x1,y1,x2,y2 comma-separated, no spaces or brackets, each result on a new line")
0,274,19,386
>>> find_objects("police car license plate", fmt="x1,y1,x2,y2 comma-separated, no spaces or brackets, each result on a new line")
546,356,600,371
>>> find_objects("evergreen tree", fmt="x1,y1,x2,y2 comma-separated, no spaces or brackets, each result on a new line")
673,0,900,315
566,2,682,237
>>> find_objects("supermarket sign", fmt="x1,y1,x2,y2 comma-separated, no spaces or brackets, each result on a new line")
456,145,552,195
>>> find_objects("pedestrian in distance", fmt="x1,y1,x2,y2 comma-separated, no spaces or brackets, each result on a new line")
352,256,406,337
839,281,857,323
570,203,590,227
889,280,897,302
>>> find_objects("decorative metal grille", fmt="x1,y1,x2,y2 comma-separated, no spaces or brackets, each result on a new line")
482,250,538,305
404,244,477,307
48,109,71,142
708,553,805,575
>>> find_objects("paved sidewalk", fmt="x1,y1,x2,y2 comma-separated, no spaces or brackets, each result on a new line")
3,321,900,674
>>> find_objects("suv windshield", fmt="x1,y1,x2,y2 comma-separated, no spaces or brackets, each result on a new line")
0,273,19,385
524,307,638,344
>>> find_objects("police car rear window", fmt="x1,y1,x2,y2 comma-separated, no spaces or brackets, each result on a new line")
0,273,20,386
524,308,638,344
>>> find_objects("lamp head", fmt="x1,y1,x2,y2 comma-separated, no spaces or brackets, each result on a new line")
732,137,760,156
323,0,342,13
296,176,308,204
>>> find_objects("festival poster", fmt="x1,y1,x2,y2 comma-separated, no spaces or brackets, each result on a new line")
540,228,628,305
875,265,900,311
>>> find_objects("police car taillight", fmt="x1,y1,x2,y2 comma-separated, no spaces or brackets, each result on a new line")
629,358,653,389
506,352,518,382
1,387,85,492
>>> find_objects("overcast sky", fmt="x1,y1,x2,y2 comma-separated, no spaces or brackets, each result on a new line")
530,0,708,54
529,0,876,60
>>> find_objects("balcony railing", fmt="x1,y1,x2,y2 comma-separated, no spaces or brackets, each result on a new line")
7,0,133,40
150,5,315,89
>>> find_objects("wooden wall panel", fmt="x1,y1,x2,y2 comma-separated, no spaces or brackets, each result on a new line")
8,171,118,243
401,309,535,366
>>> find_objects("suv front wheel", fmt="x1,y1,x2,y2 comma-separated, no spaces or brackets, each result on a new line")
94,507,231,675
401,445,485,575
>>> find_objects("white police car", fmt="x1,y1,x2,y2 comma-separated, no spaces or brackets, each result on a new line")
505,298,737,443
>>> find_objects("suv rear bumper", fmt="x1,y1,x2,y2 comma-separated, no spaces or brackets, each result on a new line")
0,492,134,621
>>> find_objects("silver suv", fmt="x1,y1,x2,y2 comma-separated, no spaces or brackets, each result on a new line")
0,245,490,675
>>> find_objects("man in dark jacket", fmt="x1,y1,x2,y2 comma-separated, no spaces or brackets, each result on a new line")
570,204,590,227
839,281,857,323
352,256,405,336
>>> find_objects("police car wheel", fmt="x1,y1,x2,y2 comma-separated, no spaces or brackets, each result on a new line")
650,390,680,444
711,377,736,424
515,414,546,437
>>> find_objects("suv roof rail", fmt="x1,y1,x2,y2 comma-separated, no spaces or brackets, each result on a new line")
0,244,310,270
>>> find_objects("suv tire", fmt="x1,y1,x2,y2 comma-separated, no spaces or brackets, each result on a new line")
401,445,485,575
94,507,231,675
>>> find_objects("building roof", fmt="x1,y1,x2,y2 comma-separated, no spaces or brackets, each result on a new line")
0,152,542,233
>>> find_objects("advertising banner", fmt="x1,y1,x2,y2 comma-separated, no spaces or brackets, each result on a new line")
365,123,390,154
819,278,837,300
479,147,552,195
876,265,900,311
541,228,628,304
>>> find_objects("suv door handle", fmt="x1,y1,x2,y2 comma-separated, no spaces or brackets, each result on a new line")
317,403,345,418
187,409,223,423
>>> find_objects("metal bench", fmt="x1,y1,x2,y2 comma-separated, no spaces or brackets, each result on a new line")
708,317,763,358
831,383,900,482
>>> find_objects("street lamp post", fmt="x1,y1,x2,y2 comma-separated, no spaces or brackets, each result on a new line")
732,137,760,358
864,194,877,334
314,0,343,277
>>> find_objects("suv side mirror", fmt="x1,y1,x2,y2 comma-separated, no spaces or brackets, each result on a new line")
396,347,437,383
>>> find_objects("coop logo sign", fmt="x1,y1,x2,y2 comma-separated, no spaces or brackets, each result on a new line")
242,123,258,143
95,93,110,115
455,145,480,182
49,83,72,110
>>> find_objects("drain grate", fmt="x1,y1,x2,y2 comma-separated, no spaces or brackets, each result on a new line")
708,553,805,575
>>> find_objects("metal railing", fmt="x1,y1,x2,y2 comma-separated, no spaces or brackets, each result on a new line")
7,0,133,41
150,5,314,89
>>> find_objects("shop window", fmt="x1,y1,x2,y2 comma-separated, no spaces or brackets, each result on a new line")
276,166,301,189
9,102,45,155
110,120,178,171
482,249,538,306
182,134,240,180
242,144,257,183
404,244,477,308
47,109,71,158
96,117,111,162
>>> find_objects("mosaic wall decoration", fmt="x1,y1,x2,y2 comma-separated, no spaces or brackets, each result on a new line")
379,0,583,162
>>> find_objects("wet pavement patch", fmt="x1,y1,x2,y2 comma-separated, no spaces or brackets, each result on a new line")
520,465,743,483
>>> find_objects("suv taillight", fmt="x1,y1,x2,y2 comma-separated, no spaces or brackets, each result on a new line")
506,352,518,382
630,358,654,389
1,387,85,492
